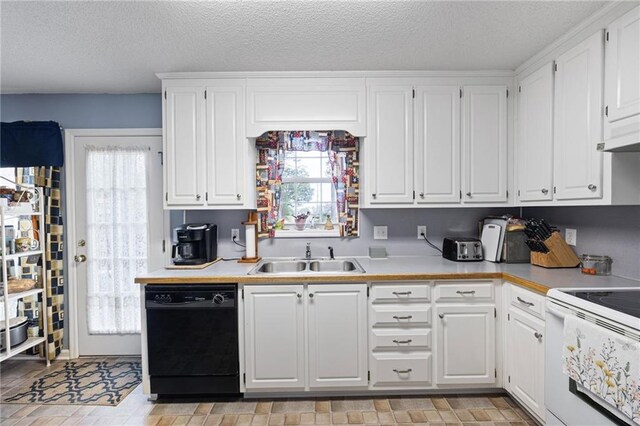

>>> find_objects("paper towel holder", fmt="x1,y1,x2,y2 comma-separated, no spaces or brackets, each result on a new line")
238,211,262,264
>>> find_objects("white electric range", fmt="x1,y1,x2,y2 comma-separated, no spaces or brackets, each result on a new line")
546,287,640,426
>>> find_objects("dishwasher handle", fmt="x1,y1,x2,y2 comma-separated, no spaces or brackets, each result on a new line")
546,301,569,319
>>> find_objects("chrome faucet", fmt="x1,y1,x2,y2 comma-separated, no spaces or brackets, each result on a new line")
305,243,312,260
328,246,335,260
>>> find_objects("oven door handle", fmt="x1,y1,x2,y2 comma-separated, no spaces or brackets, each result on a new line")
546,302,569,319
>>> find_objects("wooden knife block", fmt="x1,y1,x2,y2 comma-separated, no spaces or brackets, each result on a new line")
530,232,581,268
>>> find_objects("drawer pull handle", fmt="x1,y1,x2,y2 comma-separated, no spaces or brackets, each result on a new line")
534,332,543,340
393,315,413,320
392,339,413,344
517,296,534,307
456,290,476,295
392,291,412,296
393,368,412,374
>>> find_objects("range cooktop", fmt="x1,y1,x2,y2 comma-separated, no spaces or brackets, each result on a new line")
565,290,640,319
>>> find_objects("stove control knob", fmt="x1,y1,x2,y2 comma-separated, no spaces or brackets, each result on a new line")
213,294,225,305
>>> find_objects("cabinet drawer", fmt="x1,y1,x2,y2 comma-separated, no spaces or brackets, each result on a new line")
371,353,432,386
371,329,431,350
509,285,545,319
371,306,431,326
371,284,430,302
434,281,494,302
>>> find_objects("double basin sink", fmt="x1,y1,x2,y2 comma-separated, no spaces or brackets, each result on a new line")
248,258,365,275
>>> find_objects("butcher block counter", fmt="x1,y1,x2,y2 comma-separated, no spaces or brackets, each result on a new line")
135,255,640,293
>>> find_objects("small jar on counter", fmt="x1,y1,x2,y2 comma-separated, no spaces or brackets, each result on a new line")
580,254,612,276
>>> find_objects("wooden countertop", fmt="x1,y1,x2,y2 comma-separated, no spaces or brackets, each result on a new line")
135,256,640,294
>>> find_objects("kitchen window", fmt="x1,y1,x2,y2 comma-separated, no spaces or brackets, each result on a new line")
255,131,360,238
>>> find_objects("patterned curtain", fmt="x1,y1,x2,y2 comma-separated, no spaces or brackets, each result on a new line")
16,167,64,361
255,131,360,237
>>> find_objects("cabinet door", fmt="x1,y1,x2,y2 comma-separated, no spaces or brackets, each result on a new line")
244,285,305,389
605,6,640,122
307,284,368,388
517,64,554,202
164,86,206,206
435,305,495,384
205,82,246,205
462,86,508,203
554,31,604,200
366,84,414,204
414,85,461,204
508,308,545,419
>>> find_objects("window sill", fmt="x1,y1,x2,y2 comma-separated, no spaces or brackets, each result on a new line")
275,228,341,238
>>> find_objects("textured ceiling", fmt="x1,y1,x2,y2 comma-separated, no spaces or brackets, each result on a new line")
1,1,607,94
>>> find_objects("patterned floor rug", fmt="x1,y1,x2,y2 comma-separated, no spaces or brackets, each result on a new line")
3,359,142,406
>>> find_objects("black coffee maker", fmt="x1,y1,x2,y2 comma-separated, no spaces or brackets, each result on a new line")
171,224,218,265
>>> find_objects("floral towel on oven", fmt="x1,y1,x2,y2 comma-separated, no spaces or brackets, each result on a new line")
563,314,640,424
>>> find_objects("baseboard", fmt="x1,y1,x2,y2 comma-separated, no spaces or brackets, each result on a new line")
57,349,72,360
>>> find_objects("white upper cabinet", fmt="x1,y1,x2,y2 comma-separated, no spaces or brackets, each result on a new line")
246,78,366,137
553,31,604,200
163,79,250,209
243,285,305,390
366,82,415,205
164,85,207,206
517,63,554,202
414,85,461,204
205,81,246,206
307,284,368,388
462,86,508,203
605,6,640,123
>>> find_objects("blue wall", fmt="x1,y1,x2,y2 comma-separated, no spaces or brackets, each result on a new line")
1,94,162,128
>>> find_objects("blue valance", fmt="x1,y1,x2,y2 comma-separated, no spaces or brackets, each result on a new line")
1,121,64,167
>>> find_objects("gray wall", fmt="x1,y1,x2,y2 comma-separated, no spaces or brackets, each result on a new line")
522,206,640,280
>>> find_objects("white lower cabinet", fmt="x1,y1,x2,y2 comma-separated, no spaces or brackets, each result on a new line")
243,284,367,391
435,304,496,385
307,284,368,388
505,284,546,422
370,352,432,387
243,285,305,389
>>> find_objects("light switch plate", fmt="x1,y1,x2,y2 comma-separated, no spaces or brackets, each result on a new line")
373,226,388,240
565,228,577,246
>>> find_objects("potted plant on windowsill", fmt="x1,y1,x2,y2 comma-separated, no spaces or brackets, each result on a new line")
294,211,310,231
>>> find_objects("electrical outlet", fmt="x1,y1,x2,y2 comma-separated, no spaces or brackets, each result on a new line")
417,225,427,240
231,228,240,242
565,228,577,246
373,226,388,240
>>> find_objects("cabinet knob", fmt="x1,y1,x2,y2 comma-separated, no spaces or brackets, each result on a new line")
534,332,543,340
541,188,549,195
419,192,424,198
372,193,377,199
466,192,472,197
588,184,597,191
297,293,302,298
236,194,241,200
438,314,444,319
196,194,201,200
309,293,314,298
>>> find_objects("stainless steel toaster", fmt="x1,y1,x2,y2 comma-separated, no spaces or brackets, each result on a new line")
442,237,484,262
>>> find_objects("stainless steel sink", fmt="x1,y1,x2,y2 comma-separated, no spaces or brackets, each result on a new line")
248,258,365,275
309,259,362,273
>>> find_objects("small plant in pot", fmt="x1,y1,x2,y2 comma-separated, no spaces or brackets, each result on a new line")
294,211,310,231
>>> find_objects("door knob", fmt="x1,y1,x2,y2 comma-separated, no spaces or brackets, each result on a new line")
74,254,87,263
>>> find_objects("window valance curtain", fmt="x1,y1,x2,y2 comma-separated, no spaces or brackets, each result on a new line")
1,121,64,167
255,131,360,238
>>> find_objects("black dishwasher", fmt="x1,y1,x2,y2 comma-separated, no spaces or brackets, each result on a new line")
145,285,240,396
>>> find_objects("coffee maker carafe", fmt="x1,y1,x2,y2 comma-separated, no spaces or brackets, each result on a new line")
171,224,218,265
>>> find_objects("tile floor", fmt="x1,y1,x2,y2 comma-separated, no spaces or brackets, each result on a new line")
1,358,537,425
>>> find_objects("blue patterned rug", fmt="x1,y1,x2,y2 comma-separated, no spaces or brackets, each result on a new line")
3,359,141,406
